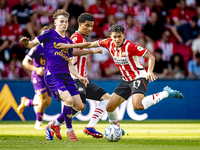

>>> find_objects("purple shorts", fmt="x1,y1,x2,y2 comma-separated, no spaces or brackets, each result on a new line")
44,73,79,102
32,79,52,97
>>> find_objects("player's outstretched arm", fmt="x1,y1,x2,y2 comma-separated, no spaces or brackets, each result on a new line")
73,48,103,56
57,41,99,49
68,58,89,86
22,53,44,76
20,37,39,49
143,51,157,82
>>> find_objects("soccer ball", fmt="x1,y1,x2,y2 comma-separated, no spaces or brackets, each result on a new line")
104,125,122,142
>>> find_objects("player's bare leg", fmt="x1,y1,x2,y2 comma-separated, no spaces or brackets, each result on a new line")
35,92,51,130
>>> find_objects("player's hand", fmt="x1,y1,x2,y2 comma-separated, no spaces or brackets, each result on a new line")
146,71,157,82
36,67,44,76
92,48,103,54
57,43,70,49
79,76,89,87
20,37,29,48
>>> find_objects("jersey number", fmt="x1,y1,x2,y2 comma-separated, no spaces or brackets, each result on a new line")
133,80,141,89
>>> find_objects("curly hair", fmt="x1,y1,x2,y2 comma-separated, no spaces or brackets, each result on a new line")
109,24,125,34
78,13,94,23
53,9,69,21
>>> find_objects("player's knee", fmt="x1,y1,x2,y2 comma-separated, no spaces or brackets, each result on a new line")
132,101,144,110
106,105,114,112
44,99,51,107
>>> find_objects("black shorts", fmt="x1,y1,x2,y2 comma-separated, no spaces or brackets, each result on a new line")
74,79,107,104
114,78,148,100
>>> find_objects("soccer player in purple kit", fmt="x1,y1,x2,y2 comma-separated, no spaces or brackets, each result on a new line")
20,9,88,141
17,26,52,130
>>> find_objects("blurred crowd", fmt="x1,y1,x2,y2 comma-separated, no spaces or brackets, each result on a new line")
0,0,200,80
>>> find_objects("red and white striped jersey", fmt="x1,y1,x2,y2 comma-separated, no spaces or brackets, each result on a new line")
0,6,10,28
133,5,151,27
154,39,175,62
70,31,87,79
97,38,148,81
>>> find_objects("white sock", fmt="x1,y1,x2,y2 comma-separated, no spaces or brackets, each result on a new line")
35,120,42,125
24,100,29,107
142,91,168,109
87,100,108,127
54,120,62,126
67,128,73,133
107,110,119,126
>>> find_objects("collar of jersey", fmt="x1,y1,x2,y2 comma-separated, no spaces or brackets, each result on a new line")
77,31,87,39
55,30,66,38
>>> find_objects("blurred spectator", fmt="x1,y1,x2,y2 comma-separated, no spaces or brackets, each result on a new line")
102,15,117,38
1,14,23,49
143,11,165,43
171,16,199,46
122,0,137,15
87,0,106,38
63,0,86,19
153,49,169,79
11,0,34,30
133,0,152,28
168,53,185,79
67,16,78,37
102,54,121,79
112,0,125,21
87,53,102,80
32,0,54,27
188,52,200,79
137,37,149,71
102,0,117,16
172,0,196,26
154,29,175,62
25,13,41,40
0,14,22,64
0,0,11,28
152,0,171,25
124,15,140,42
192,30,200,58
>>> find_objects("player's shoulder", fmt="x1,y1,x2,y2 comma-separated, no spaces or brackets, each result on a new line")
100,38,112,43
40,28,52,36
71,31,83,43
125,40,144,50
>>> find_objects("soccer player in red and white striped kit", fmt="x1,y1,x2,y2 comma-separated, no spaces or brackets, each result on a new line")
57,24,183,120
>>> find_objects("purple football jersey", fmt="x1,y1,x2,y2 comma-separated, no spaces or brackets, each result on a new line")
36,29,73,75
27,44,45,83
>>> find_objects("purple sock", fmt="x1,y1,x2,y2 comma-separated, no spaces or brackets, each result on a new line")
63,105,72,128
57,113,64,123
28,99,34,106
36,112,43,121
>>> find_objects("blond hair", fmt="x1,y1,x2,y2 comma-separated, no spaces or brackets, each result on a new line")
40,26,50,34
53,9,70,21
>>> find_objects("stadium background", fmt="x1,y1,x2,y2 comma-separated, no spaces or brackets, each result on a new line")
0,79,199,121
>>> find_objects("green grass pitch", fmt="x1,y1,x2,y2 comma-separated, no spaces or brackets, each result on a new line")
0,120,200,150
